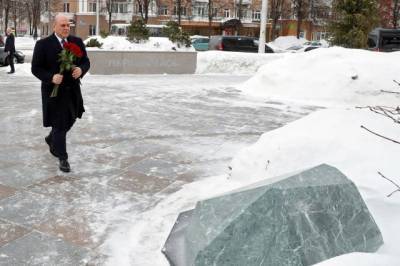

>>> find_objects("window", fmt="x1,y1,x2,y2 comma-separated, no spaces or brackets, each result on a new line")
174,5,187,16
88,2,97,12
313,31,327,41
112,3,119,13
63,3,70,13
252,10,260,20
119,3,128,13
224,9,230,18
89,25,96,35
299,31,306,39
159,5,168,15
212,8,218,17
148,0,157,15
195,6,206,16
111,3,128,13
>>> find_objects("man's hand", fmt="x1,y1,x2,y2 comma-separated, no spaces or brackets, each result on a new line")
72,67,82,79
52,74,63,85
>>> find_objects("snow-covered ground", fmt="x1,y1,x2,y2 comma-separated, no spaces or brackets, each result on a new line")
102,48,400,266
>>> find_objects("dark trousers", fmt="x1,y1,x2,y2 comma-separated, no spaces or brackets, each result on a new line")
49,127,70,160
8,52,15,72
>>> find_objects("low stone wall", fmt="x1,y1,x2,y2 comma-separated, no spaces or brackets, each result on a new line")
87,50,197,74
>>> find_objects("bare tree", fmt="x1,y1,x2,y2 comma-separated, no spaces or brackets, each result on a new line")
270,0,288,40
136,0,150,23
105,0,116,33
393,0,400,28
292,0,309,38
3,0,11,32
31,0,41,38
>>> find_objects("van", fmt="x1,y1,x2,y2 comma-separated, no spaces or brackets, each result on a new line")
208,36,274,53
368,28,400,52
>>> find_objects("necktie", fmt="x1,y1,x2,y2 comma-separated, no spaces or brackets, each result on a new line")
61,39,66,47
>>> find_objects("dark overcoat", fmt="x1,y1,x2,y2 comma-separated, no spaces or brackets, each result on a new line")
31,33,90,129
4,32,15,53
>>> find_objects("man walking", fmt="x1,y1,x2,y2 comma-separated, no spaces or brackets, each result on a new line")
31,14,90,172
4,28,15,74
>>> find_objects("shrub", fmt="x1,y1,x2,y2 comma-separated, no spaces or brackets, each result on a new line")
100,30,109,39
163,21,191,48
85,38,103,48
127,19,149,43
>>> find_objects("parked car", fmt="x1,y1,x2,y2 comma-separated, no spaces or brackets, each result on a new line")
0,46,25,66
368,28,400,52
285,44,320,53
208,36,274,53
191,37,209,51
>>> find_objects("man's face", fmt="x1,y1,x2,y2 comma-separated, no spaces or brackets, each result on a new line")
54,17,70,38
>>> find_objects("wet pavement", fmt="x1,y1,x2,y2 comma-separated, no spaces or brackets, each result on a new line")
0,69,315,265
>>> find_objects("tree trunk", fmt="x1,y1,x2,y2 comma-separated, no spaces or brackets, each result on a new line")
393,0,400,28
177,0,182,25
4,0,10,32
296,0,303,38
13,1,18,37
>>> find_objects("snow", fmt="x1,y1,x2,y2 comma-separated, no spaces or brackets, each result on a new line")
101,48,400,265
239,47,400,107
196,51,285,74
84,36,195,52
3,35,400,266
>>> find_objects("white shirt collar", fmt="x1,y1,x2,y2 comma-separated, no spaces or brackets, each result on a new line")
55,33,67,46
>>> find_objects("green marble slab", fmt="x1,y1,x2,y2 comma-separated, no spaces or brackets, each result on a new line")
163,164,383,266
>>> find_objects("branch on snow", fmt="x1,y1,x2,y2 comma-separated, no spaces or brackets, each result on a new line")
360,125,400,144
378,171,400,197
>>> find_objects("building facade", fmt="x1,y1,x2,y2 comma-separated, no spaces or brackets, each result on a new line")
41,0,331,41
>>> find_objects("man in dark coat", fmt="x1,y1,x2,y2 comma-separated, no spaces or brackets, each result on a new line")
4,27,15,74
31,14,90,172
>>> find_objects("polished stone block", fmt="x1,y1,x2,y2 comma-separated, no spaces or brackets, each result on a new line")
163,164,383,266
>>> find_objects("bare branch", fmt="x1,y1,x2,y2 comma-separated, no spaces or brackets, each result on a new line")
360,125,400,144
381,90,400,95
378,171,400,197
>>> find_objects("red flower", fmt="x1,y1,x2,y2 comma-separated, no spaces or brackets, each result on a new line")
64,42,83,58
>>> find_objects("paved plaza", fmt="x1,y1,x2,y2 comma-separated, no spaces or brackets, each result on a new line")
0,69,314,265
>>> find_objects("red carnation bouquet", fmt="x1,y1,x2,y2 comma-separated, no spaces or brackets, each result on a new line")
50,42,83,97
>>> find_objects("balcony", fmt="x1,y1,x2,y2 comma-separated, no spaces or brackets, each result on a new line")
235,0,252,5
111,13,133,22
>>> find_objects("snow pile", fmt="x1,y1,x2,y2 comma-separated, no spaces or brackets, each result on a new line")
240,47,400,107
196,51,285,74
84,36,194,52
268,35,308,50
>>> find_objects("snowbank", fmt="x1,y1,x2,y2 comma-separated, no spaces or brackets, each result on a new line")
196,51,285,74
239,47,400,107
84,36,194,52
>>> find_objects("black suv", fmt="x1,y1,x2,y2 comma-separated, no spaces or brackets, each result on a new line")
208,36,274,53
368,28,400,52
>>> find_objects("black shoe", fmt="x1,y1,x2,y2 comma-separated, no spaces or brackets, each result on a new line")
59,159,71,172
7,71,15,74
45,135,59,158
